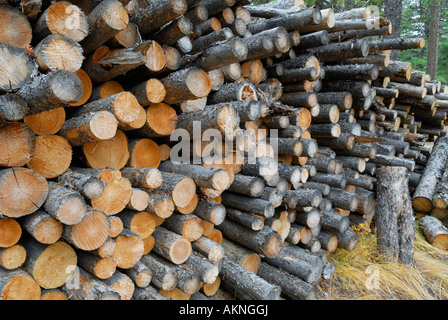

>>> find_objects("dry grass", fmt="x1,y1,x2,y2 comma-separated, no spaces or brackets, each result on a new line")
317,223,448,300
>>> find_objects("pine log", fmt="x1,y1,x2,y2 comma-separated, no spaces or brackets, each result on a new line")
152,226,192,264
221,191,275,218
192,236,224,262
21,236,77,289
419,215,448,251
0,122,36,167
20,211,63,245
111,228,144,269
17,70,82,114
139,253,178,291
58,169,105,200
0,267,41,300
0,4,32,48
0,42,38,93
0,93,29,122
80,0,129,54
0,167,48,219
122,261,152,288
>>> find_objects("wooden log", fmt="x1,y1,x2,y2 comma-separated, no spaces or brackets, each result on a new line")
208,81,257,104
152,226,192,265
62,206,110,252
80,0,129,54
33,34,84,72
0,122,36,168
111,228,144,269
0,42,38,93
61,267,120,300
257,262,317,300
122,261,152,288
219,258,280,300
162,213,204,242
133,286,169,300
17,70,83,114
0,93,29,122
76,250,116,280
156,171,196,209
419,215,448,251
20,211,63,245
221,191,274,218
192,236,224,263
305,39,369,63
117,210,155,240
225,207,264,231
140,253,178,291
0,267,41,300
101,270,135,300
0,4,32,48
21,236,77,289
26,134,72,179
215,219,282,258
0,167,48,219
0,218,22,249
129,78,166,107
74,168,132,216
58,169,105,200
262,244,323,284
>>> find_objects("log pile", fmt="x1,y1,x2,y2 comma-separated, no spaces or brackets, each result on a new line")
0,0,447,300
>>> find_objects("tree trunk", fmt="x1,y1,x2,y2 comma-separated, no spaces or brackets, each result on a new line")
426,0,441,80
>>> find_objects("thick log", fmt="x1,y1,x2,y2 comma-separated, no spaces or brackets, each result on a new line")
0,122,35,168
0,4,32,48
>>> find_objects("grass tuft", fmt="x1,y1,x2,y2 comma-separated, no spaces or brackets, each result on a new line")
318,223,448,300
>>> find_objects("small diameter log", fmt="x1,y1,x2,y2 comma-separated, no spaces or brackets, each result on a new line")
21,236,77,289
102,270,135,300
33,34,84,72
0,218,22,248
138,103,178,138
334,227,358,252
184,251,219,285
62,207,110,251
129,78,166,106
117,210,156,240
419,215,448,251
61,267,120,300
320,210,350,234
221,238,261,273
186,37,248,71
0,42,38,93
158,161,230,191
131,0,187,36
225,207,264,231
80,0,129,54
0,4,32,48
161,67,211,104
176,102,239,136
215,219,282,258
262,244,323,284
43,182,86,226
191,236,224,263
146,191,175,219
0,167,48,219
0,244,26,270
76,168,132,216
257,262,317,300
228,174,265,197
127,138,161,168
220,258,281,300
72,91,141,128
306,39,369,63
287,188,322,208
76,250,116,280
326,188,359,212
122,261,152,288
0,93,29,122
0,122,36,168
120,167,162,190
33,1,89,43
162,213,204,242
58,169,105,200
192,199,226,226
0,267,41,300
140,253,178,291
208,81,257,104
413,135,448,212
21,211,63,245
152,226,192,265
294,208,321,229
111,229,144,269
17,70,83,114
316,230,338,253
173,264,201,295
82,129,129,170
68,69,93,107
133,286,169,300
157,171,196,209
26,135,72,179
221,191,274,218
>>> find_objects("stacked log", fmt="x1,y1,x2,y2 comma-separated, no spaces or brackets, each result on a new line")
1,0,448,301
